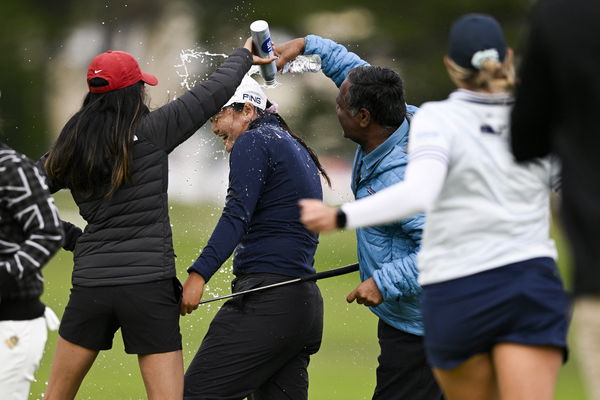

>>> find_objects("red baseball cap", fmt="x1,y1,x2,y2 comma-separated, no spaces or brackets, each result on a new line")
87,50,158,93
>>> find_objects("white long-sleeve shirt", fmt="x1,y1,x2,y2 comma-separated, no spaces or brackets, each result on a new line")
342,89,559,285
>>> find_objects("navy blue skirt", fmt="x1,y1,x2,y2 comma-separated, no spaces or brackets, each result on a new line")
421,257,571,369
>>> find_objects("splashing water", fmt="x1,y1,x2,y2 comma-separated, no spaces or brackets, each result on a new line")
176,48,321,90
175,49,229,90
176,47,269,89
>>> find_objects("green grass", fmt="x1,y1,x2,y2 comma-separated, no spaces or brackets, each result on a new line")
29,193,586,399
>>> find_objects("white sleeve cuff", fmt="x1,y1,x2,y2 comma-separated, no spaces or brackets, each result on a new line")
342,156,448,229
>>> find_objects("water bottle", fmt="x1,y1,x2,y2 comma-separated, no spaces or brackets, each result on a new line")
250,20,277,86
280,54,322,74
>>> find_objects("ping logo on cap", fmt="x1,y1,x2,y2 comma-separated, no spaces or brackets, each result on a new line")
243,93,262,105
223,75,267,110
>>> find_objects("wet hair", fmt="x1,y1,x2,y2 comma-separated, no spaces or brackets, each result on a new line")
228,102,331,187
345,66,406,129
45,80,149,198
445,56,515,93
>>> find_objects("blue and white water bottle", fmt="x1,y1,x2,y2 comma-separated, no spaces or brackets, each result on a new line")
250,20,278,86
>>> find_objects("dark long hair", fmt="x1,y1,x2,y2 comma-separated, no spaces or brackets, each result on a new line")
45,80,148,198
229,102,331,187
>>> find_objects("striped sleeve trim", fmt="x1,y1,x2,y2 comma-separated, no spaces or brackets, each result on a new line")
409,145,449,165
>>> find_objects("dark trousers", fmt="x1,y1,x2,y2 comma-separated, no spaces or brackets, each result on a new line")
373,320,444,400
562,182,600,296
184,273,323,400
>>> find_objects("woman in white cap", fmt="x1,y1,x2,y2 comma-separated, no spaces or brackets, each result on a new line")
41,39,273,400
180,75,330,400
299,14,570,400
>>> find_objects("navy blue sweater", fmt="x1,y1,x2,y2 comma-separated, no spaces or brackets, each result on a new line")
189,114,322,281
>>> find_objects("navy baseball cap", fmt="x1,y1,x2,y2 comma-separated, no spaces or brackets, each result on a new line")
448,14,507,70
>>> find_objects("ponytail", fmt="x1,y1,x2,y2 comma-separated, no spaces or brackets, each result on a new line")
446,57,515,94
271,112,332,187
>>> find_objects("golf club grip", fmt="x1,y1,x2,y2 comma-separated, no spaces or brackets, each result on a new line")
299,263,359,282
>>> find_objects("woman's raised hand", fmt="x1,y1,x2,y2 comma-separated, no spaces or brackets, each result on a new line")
243,37,278,65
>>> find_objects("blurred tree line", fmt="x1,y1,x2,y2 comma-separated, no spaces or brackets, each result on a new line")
0,0,535,159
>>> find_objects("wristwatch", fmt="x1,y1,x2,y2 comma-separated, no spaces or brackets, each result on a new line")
335,208,347,229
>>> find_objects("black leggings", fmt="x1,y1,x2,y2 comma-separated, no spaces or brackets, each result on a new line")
184,273,323,400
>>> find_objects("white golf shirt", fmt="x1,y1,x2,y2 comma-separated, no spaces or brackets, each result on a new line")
342,89,559,285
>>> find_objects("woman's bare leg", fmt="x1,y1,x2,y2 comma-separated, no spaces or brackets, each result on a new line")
138,350,184,400
43,337,98,400
493,343,562,400
433,353,497,400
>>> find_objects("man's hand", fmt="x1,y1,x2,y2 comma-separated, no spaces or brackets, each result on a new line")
346,277,383,307
299,199,338,233
180,272,206,316
273,38,306,70
243,37,278,65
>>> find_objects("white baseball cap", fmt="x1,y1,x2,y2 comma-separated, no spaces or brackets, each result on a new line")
223,75,267,110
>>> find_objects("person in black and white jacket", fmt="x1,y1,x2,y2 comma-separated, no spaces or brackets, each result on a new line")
0,141,63,400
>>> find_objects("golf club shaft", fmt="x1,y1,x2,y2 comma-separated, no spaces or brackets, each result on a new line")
198,263,359,305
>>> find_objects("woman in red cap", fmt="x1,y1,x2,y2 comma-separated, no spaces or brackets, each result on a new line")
40,39,274,400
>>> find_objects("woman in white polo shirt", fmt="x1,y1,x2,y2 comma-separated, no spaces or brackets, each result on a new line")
299,14,570,400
